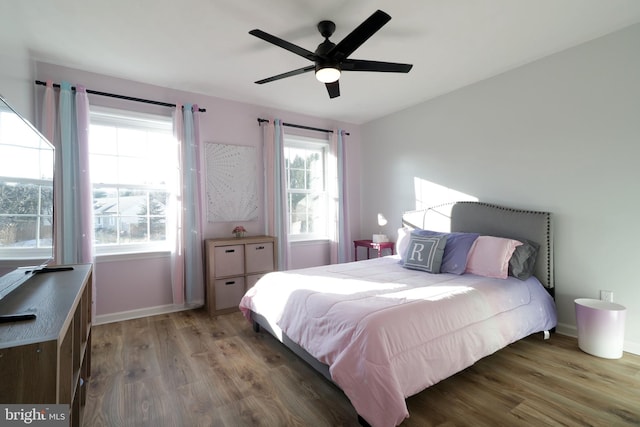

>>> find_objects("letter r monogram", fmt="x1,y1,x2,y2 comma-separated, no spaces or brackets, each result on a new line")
409,243,424,261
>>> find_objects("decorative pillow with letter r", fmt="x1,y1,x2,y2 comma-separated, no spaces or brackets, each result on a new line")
403,234,448,273
411,229,480,274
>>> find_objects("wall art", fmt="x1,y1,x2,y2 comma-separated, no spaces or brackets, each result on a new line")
205,143,258,222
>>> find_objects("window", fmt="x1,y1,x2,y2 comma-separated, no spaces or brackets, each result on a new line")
89,107,177,254
0,108,54,259
284,135,329,241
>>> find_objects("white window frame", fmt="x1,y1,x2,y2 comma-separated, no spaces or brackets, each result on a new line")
284,134,330,242
89,106,176,256
0,177,53,259
0,108,54,260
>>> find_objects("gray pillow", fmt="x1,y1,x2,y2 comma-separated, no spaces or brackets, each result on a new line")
508,240,539,280
403,234,447,273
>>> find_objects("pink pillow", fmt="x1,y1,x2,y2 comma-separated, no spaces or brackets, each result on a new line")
465,236,522,279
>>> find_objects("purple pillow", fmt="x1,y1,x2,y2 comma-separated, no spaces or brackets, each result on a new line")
412,229,479,274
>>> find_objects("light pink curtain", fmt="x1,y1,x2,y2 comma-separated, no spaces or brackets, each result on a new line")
263,122,274,237
75,86,94,265
329,129,351,263
263,119,290,270
171,104,205,305
171,106,185,304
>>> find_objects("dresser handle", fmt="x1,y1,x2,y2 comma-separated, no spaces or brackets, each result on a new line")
256,246,265,250
225,281,235,286
225,249,235,253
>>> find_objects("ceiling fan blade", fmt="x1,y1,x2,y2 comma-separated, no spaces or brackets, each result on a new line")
341,59,413,73
249,29,318,61
325,81,340,98
255,65,315,84
329,10,391,61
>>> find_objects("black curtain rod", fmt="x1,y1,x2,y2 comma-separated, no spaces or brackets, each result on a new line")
34,80,206,112
257,118,350,136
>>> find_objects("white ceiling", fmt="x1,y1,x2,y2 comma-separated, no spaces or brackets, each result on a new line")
2,0,640,124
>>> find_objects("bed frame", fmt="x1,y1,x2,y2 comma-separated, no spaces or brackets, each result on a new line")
250,201,554,425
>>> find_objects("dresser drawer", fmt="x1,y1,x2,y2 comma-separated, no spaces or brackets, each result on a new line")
213,245,244,277
214,277,246,310
205,236,276,316
246,273,267,290
246,242,274,273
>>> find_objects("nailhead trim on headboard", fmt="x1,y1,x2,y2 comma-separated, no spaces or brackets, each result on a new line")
403,201,554,293
455,202,553,292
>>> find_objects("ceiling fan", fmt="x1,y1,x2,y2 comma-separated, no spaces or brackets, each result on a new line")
249,9,413,99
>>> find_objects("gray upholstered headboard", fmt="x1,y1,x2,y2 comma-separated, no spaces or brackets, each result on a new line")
402,201,554,291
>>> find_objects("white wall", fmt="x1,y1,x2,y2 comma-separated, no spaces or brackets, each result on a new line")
0,51,35,121
361,24,640,354
0,61,361,319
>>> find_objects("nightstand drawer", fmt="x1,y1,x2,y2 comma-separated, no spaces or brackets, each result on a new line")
246,242,274,273
213,245,245,277
214,277,246,310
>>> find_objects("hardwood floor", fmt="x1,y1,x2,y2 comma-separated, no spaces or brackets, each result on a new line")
84,308,640,427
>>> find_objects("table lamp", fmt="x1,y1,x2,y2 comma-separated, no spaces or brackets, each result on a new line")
373,213,389,243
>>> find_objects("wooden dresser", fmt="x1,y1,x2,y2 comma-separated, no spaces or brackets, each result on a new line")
0,264,93,427
205,236,277,315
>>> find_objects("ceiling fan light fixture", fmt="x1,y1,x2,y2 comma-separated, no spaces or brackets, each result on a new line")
315,66,341,83
251,10,412,98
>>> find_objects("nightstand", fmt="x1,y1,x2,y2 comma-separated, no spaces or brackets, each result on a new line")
574,298,626,359
354,239,395,261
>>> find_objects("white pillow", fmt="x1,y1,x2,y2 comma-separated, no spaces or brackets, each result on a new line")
396,227,411,261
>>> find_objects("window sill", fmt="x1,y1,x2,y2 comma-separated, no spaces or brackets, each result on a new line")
96,250,171,263
289,238,330,246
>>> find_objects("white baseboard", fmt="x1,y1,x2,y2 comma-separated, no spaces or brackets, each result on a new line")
626,341,640,356
556,322,639,356
94,300,204,326
555,321,577,338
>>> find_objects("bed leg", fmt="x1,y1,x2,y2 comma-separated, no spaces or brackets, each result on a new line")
252,321,260,333
543,330,550,340
357,414,372,427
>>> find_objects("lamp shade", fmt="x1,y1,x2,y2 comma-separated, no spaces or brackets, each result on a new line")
315,67,341,83
377,213,388,227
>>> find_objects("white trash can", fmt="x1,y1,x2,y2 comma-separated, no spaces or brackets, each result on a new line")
574,298,626,359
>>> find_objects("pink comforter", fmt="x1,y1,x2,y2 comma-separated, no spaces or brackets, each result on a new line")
239,256,557,427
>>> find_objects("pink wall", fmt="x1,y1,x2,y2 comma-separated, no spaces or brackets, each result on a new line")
34,62,362,317
94,255,173,314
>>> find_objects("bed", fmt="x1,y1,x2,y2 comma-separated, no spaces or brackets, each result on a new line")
239,201,557,427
